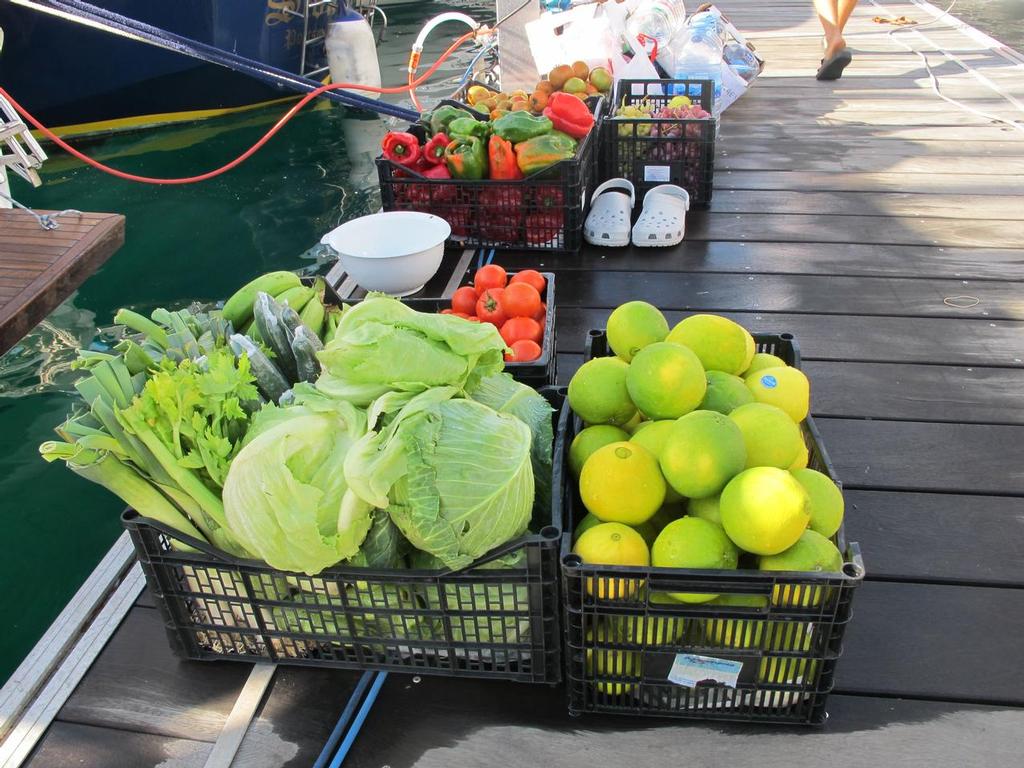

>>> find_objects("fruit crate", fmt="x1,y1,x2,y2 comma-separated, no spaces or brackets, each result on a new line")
327,272,557,387
559,331,864,723
376,98,602,254
125,387,568,684
601,79,716,207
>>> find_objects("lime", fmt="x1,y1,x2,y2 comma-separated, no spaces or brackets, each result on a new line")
651,517,739,603
759,625,817,684
789,443,809,470
791,468,844,538
728,402,803,469
688,494,722,526
704,593,773,648
744,352,787,376
719,467,811,555
569,424,630,478
586,645,642,695
573,521,650,599
623,410,646,434
666,314,755,375
606,301,669,362
659,410,747,499
625,342,706,420
568,357,637,426
573,512,604,541
615,592,686,646
575,512,657,548
629,419,683,503
700,371,755,414
580,442,666,524
745,366,810,422
759,529,843,606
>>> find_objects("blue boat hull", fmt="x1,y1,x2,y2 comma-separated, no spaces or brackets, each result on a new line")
0,0,337,135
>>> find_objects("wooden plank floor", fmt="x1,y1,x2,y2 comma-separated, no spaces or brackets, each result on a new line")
0,209,124,355
21,0,1024,765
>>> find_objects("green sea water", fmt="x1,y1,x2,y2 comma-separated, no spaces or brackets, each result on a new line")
0,1,488,683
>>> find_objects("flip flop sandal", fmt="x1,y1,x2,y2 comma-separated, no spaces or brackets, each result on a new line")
631,184,690,248
816,48,853,81
584,178,635,247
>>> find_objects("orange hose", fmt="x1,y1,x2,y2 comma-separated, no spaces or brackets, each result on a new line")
0,30,476,186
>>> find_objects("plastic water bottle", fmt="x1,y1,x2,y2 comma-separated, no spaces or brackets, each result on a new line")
627,0,687,47
724,42,759,82
669,24,724,102
325,2,382,98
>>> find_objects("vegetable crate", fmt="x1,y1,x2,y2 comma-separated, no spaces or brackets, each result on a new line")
602,79,716,207
560,331,864,723
376,101,601,255
125,388,569,683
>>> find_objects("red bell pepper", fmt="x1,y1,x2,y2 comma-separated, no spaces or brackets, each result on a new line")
422,133,449,166
382,131,421,167
542,92,595,140
525,211,564,245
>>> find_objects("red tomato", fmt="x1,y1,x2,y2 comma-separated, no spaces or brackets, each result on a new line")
475,287,507,326
453,312,470,319
474,264,507,295
533,301,547,321
465,315,480,322
510,269,546,295
505,339,542,363
500,317,542,345
502,282,542,319
439,308,454,314
451,286,478,315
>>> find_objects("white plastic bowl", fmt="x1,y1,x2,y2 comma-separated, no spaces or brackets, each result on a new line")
320,211,450,296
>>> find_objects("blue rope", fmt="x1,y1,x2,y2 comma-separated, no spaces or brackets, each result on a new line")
486,248,496,265
328,671,388,768
312,671,375,768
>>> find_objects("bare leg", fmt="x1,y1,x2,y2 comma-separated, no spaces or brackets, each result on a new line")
813,0,841,50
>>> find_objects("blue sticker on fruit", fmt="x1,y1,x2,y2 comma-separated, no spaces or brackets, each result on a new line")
668,654,743,688
761,374,778,388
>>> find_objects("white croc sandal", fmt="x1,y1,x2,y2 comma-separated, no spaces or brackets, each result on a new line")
631,184,690,247
584,178,635,248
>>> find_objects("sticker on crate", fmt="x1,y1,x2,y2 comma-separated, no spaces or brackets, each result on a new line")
668,653,743,688
643,166,671,183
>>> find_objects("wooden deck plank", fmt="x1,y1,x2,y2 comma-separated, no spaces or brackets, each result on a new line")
840,582,1024,701
706,190,1024,219
56,607,250,743
715,170,1023,194
554,309,1024,367
844,490,1024,585
233,668,364,768
342,677,1024,768
549,271,1024,320
817,418,1024,495
555,356,1024,426
0,209,124,356
505,243,1024,281
24,721,210,768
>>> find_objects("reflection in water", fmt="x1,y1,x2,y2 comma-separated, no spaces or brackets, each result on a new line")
0,296,97,397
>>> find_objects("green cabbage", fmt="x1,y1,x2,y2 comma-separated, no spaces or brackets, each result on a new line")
223,385,373,575
467,373,554,522
345,388,534,570
316,295,506,406
343,508,407,569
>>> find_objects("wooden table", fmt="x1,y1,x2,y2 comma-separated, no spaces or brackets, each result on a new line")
0,209,125,355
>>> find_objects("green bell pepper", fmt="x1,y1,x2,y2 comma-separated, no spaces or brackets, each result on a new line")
428,105,474,136
492,111,553,144
444,135,487,180
514,131,578,175
447,116,491,140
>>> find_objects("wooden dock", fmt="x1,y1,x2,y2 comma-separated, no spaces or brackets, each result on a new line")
11,0,1024,765
0,209,124,355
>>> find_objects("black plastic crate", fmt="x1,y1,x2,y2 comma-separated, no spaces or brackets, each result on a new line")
126,387,568,683
560,331,864,722
376,99,601,254
602,79,716,207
